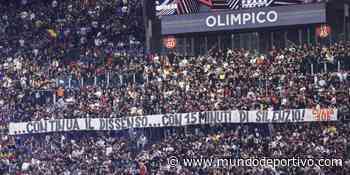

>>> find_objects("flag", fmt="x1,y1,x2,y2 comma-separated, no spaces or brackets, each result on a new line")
47,29,58,38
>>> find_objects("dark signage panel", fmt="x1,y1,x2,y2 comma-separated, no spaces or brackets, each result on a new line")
161,3,326,35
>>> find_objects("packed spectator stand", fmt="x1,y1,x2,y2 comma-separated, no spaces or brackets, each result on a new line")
2,41,350,123
0,0,350,174
0,122,349,174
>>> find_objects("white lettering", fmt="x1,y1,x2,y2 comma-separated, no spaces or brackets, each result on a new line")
256,11,266,23
206,16,216,27
251,12,256,24
156,4,177,11
206,11,278,27
242,13,251,24
266,11,278,22
226,14,230,26
231,14,241,25
218,15,225,26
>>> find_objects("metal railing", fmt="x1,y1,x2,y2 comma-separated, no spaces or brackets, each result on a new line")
308,60,348,75
55,72,145,89
51,60,350,89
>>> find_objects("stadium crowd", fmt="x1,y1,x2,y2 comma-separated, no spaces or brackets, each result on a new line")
0,3,350,125
2,40,350,174
1,40,350,123
0,0,350,174
0,0,144,124
1,122,350,174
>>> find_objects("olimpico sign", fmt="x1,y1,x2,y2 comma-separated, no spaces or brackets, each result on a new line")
161,3,326,35
205,10,278,27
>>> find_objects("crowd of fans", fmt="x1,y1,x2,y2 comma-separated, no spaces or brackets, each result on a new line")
0,2,349,124
1,41,350,124
1,122,350,174
0,0,350,174
0,0,144,124
2,39,350,173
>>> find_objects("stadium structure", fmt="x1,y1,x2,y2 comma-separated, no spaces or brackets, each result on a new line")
143,0,350,55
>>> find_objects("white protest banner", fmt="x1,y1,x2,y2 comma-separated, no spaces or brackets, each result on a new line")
8,108,337,135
